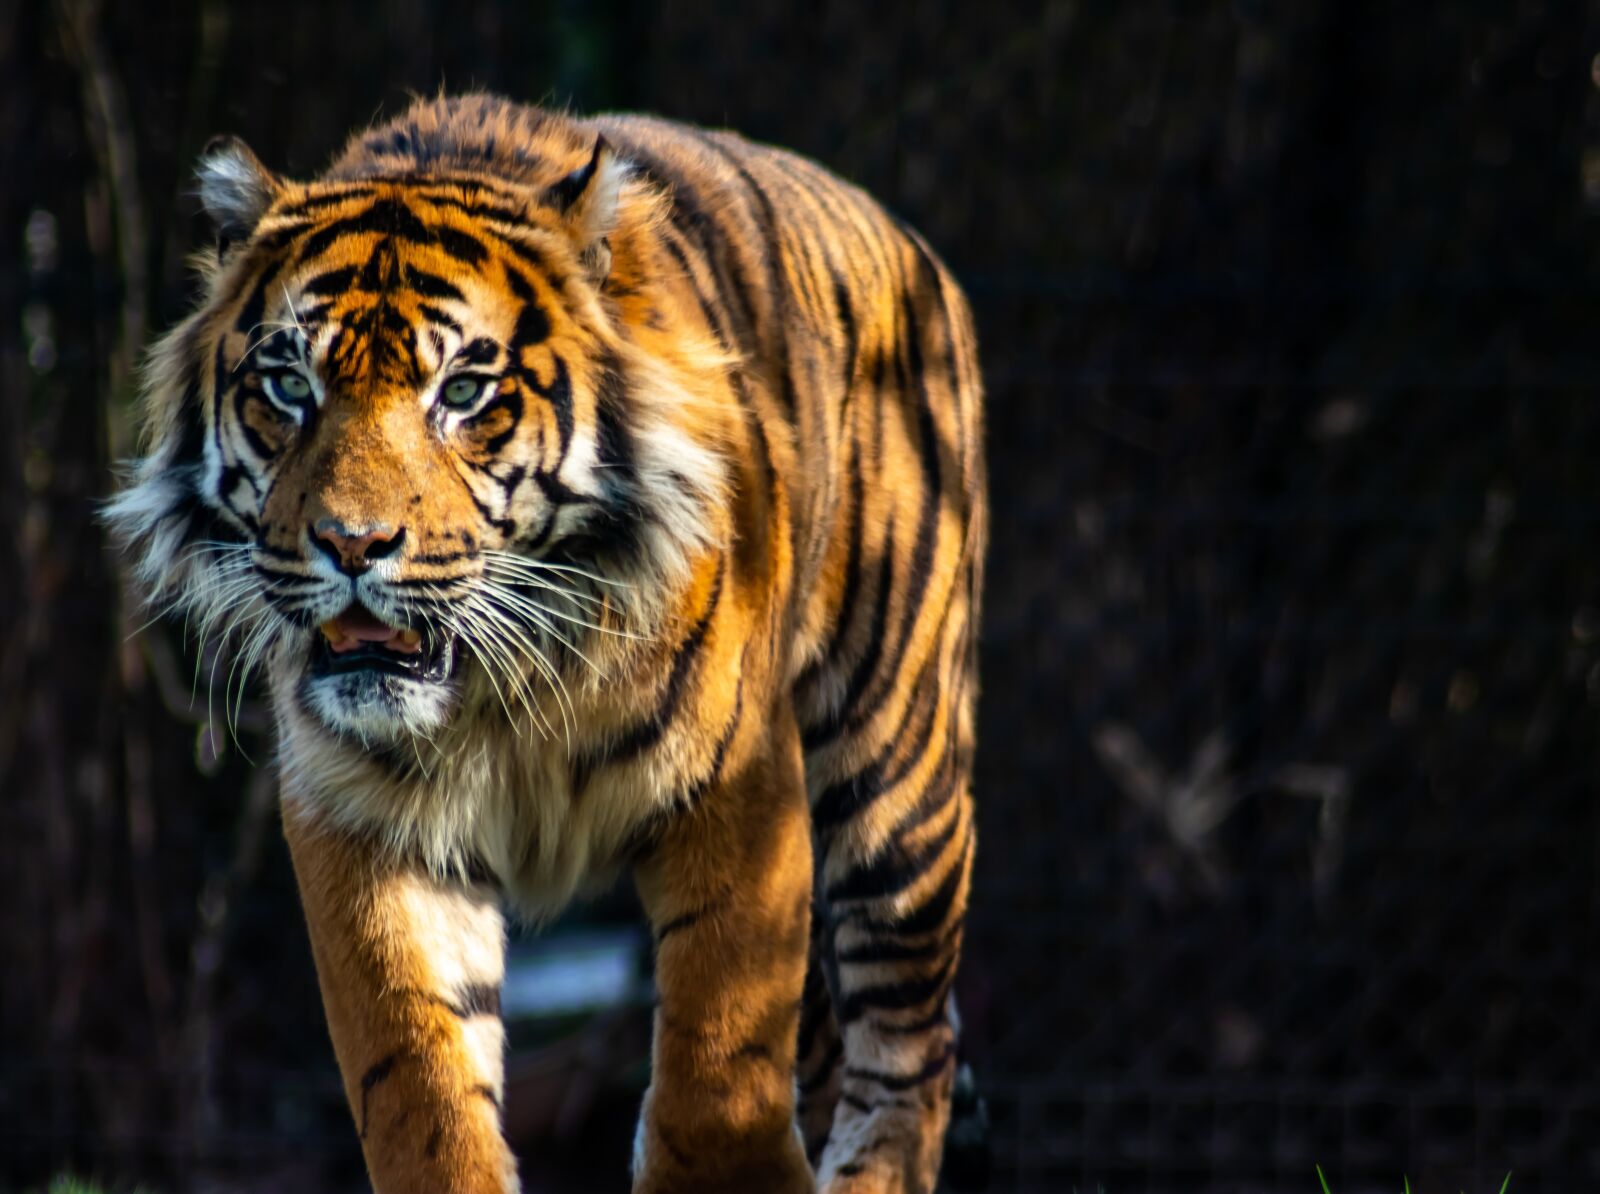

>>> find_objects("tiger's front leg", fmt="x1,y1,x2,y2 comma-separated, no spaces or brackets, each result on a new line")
631,714,816,1194
283,803,519,1194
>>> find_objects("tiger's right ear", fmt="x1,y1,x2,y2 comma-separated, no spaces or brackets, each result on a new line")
542,135,626,283
196,135,282,254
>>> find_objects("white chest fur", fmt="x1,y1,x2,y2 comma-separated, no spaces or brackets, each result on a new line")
274,663,674,920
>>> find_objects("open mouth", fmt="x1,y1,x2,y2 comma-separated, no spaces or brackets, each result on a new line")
310,602,456,682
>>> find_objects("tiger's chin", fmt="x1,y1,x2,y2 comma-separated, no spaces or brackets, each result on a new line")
297,628,463,743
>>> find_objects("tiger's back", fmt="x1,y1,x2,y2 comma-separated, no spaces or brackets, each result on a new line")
591,111,987,1189
108,94,984,1194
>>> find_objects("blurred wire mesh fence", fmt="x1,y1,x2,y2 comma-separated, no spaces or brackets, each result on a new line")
5,1,1600,1191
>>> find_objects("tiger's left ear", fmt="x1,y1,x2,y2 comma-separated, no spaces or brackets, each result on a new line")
543,135,625,284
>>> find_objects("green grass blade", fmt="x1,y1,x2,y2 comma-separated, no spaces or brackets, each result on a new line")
1315,1164,1332,1194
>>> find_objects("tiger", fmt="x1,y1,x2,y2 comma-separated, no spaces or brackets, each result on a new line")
106,93,986,1194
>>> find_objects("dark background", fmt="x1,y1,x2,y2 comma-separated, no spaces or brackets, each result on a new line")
6,1,1600,1191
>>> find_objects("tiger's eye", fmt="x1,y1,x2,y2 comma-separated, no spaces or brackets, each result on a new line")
442,376,487,408
271,372,312,401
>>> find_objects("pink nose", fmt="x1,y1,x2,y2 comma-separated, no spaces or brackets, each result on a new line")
310,520,405,574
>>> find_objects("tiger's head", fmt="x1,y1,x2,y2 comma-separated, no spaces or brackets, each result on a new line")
106,97,728,746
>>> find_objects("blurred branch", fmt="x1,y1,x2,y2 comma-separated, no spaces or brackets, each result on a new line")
59,0,179,1096
1091,721,1350,903
57,0,146,441
1091,721,1239,893
161,0,229,291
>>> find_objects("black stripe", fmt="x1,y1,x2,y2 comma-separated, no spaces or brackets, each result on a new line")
491,227,550,278
299,198,433,260
797,1039,843,1095
452,459,516,537
880,747,963,852
677,132,771,368
811,767,885,838
837,953,958,1026
813,692,956,854
654,906,713,944
403,264,465,302
456,336,499,367
253,220,315,252
513,296,550,348
358,1051,400,1137
251,561,316,583
215,462,261,531
302,266,357,296
835,924,959,966
540,361,642,566
279,186,376,217
834,273,859,393
904,227,971,462
417,302,463,334
450,983,502,1019
796,457,864,693
659,231,733,349
814,651,943,835
825,801,963,906
463,388,522,456
757,161,833,321
528,468,588,506
628,569,722,750
677,662,744,806
593,362,634,480
253,541,301,562
431,222,488,266
878,662,945,793
577,558,723,781
412,191,529,226
768,152,895,289
732,1037,774,1062
861,830,971,938
233,255,284,334
356,242,395,292
504,265,534,302
299,300,333,326
244,327,300,366
521,354,572,459
844,1043,955,1092
731,165,802,419
801,519,895,751
848,288,943,729
878,997,959,1036
655,1124,694,1169
369,171,525,199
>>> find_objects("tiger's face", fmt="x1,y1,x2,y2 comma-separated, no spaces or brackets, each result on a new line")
108,125,724,746
236,204,610,741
